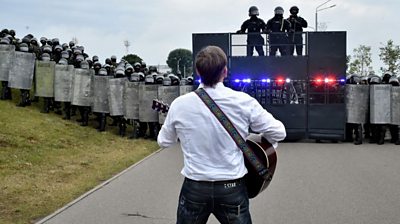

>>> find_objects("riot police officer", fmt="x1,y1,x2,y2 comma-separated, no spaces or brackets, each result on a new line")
369,75,385,144
388,75,400,144
266,6,292,56
237,6,266,56
345,74,363,145
287,6,308,56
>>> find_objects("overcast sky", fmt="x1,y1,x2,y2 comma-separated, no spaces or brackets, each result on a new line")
1,0,398,73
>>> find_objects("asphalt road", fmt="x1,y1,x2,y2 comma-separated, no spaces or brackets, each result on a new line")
37,142,400,224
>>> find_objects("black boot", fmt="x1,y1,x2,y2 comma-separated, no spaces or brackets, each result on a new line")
98,113,106,132
377,125,385,145
354,124,362,145
129,120,138,139
81,107,89,126
17,90,27,107
118,118,127,137
41,98,50,113
63,102,71,120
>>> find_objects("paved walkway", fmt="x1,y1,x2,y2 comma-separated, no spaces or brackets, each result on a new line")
37,142,400,224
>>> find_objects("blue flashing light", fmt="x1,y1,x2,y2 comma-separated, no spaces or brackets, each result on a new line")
261,79,267,83
234,79,240,83
196,79,201,83
267,78,271,83
339,78,346,83
242,78,251,83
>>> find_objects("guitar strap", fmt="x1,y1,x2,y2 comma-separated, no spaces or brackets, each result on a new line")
194,88,269,179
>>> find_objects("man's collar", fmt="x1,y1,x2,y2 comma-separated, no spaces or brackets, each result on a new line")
198,82,225,89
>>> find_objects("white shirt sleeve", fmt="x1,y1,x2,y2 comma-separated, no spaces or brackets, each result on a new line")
157,105,178,148
248,98,286,149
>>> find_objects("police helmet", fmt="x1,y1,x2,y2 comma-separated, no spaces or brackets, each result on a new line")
19,43,29,52
22,36,30,44
54,45,63,52
93,61,102,69
30,37,38,45
73,48,82,55
43,44,52,53
69,41,75,47
58,58,68,65
187,76,194,84
80,60,89,69
76,54,84,62
105,58,112,65
134,62,141,68
290,6,299,15
115,68,125,76
149,66,157,73
103,63,111,70
92,55,99,62
169,74,180,86
40,37,47,44
111,55,117,62
1,29,9,35
61,51,69,59
248,6,259,16
0,37,10,45
52,38,60,45
155,74,164,84
41,53,51,61
99,68,108,76
389,76,399,86
125,63,133,71
139,72,145,81
145,74,155,84
274,6,284,15
9,30,15,36
141,61,146,68
369,76,381,84
46,39,53,46
62,43,68,49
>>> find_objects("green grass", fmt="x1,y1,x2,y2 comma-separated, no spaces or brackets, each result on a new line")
0,93,159,224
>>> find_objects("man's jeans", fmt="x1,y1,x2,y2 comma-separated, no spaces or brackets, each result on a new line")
176,177,252,224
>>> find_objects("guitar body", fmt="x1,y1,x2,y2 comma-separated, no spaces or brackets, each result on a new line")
244,134,277,199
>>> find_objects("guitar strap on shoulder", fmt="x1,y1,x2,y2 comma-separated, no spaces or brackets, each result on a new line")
194,88,269,179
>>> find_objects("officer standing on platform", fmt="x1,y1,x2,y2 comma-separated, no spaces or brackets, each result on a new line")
287,6,308,56
237,6,266,56
266,6,292,56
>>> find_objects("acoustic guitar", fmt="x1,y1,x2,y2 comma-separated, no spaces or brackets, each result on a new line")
245,134,277,199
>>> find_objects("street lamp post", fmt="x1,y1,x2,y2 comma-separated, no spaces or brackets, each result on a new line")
315,0,336,31
176,58,181,75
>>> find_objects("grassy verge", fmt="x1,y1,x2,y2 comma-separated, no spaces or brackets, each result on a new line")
0,95,159,224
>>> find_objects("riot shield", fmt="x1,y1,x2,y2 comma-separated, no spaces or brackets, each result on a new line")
108,78,126,116
35,60,56,97
8,52,35,90
158,86,179,124
345,85,369,124
54,64,74,102
391,86,400,125
139,84,159,122
71,68,92,107
92,76,110,113
370,85,391,124
0,45,15,81
124,81,140,120
179,85,193,96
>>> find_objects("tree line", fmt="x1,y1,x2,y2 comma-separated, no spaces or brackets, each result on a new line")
347,40,400,76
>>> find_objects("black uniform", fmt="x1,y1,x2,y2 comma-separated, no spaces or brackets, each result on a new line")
287,12,307,56
266,15,291,56
238,16,266,56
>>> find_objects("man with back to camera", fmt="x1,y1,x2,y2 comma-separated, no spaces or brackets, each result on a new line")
157,46,286,224
237,6,267,56
287,6,308,56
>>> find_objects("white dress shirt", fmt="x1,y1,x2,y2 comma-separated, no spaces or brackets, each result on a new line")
157,82,286,181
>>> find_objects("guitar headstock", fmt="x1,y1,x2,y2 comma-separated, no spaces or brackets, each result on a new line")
152,99,169,114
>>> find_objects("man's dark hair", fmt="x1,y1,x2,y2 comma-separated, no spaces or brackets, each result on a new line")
195,46,227,86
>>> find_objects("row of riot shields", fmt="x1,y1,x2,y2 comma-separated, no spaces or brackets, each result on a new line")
345,84,400,125
0,45,35,90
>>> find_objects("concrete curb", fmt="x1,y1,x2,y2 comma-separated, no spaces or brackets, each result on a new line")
35,148,164,224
